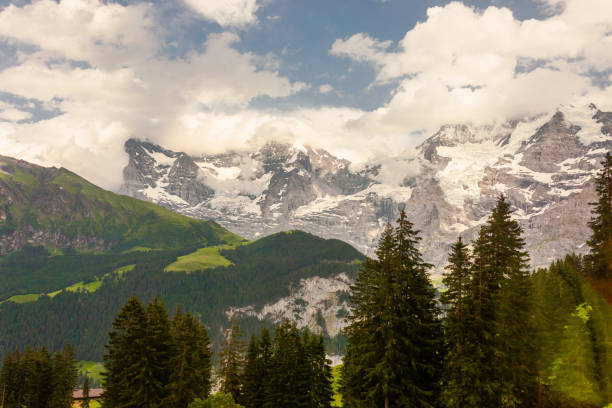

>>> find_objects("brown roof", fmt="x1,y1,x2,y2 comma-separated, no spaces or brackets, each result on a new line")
73,388,104,399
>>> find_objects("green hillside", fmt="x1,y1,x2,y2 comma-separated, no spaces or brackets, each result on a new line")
0,155,241,255
0,230,363,361
0,155,243,300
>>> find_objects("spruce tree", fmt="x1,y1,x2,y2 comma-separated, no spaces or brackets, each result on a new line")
342,224,395,408
50,344,78,408
587,152,612,278
263,321,309,408
167,307,213,408
393,210,443,406
242,334,262,408
220,321,246,404
343,211,442,408
466,195,537,407
440,237,473,408
82,375,91,408
490,196,536,407
138,298,174,406
102,296,148,408
242,328,272,408
306,334,333,408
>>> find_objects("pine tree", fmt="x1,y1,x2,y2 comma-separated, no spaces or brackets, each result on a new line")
587,152,612,278
342,224,395,408
440,237,473,408
305,334,333,408
167,307,213,408
82,375,91,408
242,334,262,408
50,344,78,408
220,321,246,404
102,296,148,408
242,328,272,408
263,321,309,408
0,350,21,408
393,210,443,407
137,298,174,406
465,195,537,407
343,211,442,408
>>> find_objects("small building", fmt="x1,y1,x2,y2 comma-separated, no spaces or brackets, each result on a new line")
73,388,104,406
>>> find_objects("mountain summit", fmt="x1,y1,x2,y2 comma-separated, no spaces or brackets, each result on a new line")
121,104,612,272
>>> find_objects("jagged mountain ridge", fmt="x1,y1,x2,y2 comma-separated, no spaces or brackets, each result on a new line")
121,104,612,272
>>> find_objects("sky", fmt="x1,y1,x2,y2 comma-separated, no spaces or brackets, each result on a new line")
0,0,611,189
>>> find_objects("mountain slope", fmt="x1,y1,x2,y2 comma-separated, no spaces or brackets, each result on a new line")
0,230,363,360
0,155,243,300
0,155,240,255
121,104,612,272
0,156,363,358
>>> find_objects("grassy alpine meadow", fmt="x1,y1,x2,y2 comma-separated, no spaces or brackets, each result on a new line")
0,264,135,304
164,245,235,272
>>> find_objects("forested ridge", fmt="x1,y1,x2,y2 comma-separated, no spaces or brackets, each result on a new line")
0,231,362,360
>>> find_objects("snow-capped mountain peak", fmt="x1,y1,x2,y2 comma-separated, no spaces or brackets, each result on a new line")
121,104,612,272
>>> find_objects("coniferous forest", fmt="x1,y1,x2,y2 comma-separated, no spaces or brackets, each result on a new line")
0,153,611,408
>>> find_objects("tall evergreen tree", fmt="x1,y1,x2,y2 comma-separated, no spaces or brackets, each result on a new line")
465,195,537,407
136,298,174,406
242,328,272,408
393,210,443,406
343,210,442,408
305,333,333,408
490,196,536,407
220,321,246,404
50,344,78,408
587,151,612,278
102,296,148,408
167,307,213,408
440,237,474,408
82,375,91,408
342,224,395,408
263,321,309,408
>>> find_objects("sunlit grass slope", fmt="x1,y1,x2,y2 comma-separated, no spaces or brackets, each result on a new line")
165,245,234,272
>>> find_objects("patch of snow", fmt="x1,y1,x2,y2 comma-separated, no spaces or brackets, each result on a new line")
497,153,554,184
437,140,502,208
145,149,176,167
141,185,189,206
563,104,608,146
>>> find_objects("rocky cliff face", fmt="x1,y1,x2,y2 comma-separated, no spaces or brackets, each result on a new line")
121,104,612,273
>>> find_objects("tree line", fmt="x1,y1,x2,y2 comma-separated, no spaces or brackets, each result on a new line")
341,152,612,407
100,296,334,408
0,344,78,408
219,321,333,408
0,231,361,361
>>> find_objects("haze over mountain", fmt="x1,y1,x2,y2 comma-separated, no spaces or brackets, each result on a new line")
121,104,612,272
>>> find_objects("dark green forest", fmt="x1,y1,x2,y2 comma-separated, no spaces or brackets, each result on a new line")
0,231,362,360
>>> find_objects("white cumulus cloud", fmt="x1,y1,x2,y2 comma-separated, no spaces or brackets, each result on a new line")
331,0,612,132
183,0,260,27
0,0,303,189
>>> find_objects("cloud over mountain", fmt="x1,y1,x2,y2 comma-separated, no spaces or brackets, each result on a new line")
0,0,610,190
